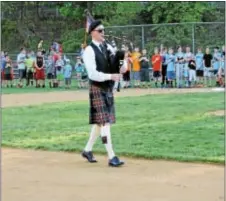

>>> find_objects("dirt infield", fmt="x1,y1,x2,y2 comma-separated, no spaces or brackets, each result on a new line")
2,149,224,201
1,87,219,108
206,110,225,117
2,88,224,201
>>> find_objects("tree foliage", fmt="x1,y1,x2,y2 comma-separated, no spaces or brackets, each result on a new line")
1,1,224,53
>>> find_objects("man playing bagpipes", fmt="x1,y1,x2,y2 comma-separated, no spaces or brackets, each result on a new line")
82,20,128,167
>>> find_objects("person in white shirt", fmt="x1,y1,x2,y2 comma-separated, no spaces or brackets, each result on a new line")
17,48,26,87
82,20,127,167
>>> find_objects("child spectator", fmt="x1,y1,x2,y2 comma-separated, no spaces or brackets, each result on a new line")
213,47,222,87
1,51,6,87
75,56,85,88
131,47,141,88
123,47,132,88
175,46,185,88
25,52,35,86
46,55,55,88
55,54,64,87
34,51,45,88
166,47,176,88
160,47,168,88
64,59,72,89
184,46,193,87
203,47,213,87
17,48,26,88
140,49,150,88
151,47,161,88
188,57,196,87
195,48,204,85
4,55,13,87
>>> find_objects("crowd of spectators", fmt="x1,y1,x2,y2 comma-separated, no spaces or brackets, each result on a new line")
1,41,225,90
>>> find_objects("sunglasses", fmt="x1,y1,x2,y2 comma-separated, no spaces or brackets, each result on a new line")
94,29,105,33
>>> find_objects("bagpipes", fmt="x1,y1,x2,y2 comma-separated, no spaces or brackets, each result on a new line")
104,33,134,92
102,39,125,92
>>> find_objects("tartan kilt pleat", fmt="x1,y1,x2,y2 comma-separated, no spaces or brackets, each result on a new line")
89,84,115,125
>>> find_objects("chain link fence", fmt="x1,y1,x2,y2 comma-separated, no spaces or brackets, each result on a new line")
105,22,225,53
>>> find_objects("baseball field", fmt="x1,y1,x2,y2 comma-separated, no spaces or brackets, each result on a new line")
2,88,224,201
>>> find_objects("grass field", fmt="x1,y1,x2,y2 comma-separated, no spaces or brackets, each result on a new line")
1,79,81,94
2,92,224,164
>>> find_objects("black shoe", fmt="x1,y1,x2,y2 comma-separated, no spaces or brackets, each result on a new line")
82,151,97,163
109,156,124,167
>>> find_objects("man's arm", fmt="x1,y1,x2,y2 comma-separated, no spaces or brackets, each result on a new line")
83,46,112,82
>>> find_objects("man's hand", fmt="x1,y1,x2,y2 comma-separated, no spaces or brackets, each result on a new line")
120,66,127,74
111,74,121,81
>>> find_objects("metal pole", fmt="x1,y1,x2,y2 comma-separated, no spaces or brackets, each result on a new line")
141,26,144,49
192,24,195,53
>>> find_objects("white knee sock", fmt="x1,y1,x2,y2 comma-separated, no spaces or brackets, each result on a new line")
84,124,101,152
101,124,115,160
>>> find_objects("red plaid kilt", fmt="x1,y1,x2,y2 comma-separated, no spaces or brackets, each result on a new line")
89,84,115,125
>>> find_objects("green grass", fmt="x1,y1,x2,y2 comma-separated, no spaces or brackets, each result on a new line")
1,79,82,94
2,92,224,164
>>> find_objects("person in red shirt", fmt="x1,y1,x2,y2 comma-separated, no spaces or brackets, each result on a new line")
151,47,162,87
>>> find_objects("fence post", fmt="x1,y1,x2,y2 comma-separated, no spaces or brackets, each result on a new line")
141,25,144,49
192,23,195,53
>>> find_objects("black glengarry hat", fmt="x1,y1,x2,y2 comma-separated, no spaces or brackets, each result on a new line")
88,20,102,34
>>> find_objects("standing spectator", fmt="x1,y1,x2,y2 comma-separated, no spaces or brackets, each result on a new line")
188,56,197,87
195,48,204,86
166,48,176,88
75,56,85,88
34,51,45,88
175,46,185,88
131,47,141,87
123,47,132,88
203,47,213,87
213,47,222,87
55,54,64,87
4,55,13,88
139,49,150,88
17,48,26,88
64,59,72,89
160,47,168,88
1,51,6,87
25,52,35,86
46,55,55,88
30,51,38,87
184,46,193,87
151,47,161,88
